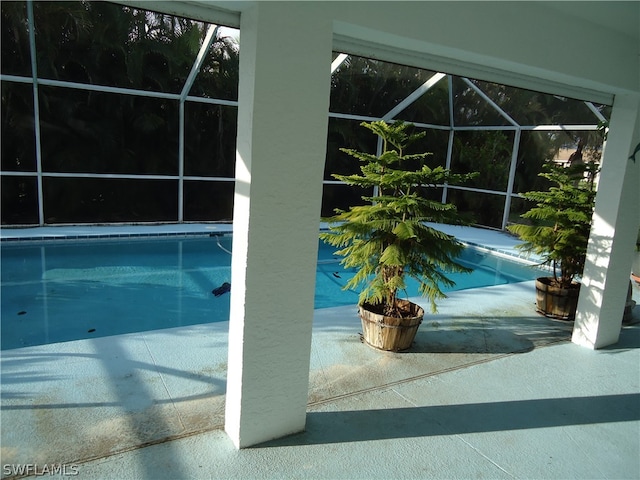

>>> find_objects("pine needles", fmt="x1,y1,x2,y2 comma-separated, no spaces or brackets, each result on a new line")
507,161,598,288
320,120,478,315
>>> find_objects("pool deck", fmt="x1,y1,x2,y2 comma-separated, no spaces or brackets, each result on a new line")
1,224,639,479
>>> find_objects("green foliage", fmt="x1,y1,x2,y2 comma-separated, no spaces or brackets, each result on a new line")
1,1,239,224
507,161,598,288
321,120,478,314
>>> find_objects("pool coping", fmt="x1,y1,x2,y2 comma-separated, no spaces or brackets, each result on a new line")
0,223,233,242
0,222,539,262
0,222,547,273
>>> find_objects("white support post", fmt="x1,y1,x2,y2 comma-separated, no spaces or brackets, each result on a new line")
26,0,44,225
572,94,640,349
224,3,332,448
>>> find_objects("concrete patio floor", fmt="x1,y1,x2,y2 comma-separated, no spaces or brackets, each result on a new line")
1,281,639,480
1,225,639,479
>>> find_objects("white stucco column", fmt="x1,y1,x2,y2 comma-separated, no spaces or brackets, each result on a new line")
224,3,332,448
572,94,640,349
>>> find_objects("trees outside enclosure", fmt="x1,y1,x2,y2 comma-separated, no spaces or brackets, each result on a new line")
1,2,608,227
1,1,238,224
327,56,608,229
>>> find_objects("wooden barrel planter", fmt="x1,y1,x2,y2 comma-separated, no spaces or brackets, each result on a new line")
535,277,580,321
358,299,424,352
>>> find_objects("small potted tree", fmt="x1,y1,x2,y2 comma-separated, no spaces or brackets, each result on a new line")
632,228,640,284
321,120,478,351
508,160,599,320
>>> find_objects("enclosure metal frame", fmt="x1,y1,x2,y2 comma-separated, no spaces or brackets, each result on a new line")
1,2,607,229
329,55,607,230
1,1,238,225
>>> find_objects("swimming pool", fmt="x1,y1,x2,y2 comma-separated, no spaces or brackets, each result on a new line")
1,234,541,350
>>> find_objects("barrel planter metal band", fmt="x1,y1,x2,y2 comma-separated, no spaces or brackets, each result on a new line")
358,299,424,351
535,277,580,321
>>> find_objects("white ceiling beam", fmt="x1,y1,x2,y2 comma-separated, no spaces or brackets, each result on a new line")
181,25,219,101
383,72,446,121
331,53,349,74
462,77,520,127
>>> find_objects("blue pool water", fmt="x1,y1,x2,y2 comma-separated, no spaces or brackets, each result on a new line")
1,235,540,350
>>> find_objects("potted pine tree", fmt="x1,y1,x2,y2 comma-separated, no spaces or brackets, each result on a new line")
321,120,478,351
508,160,599,320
